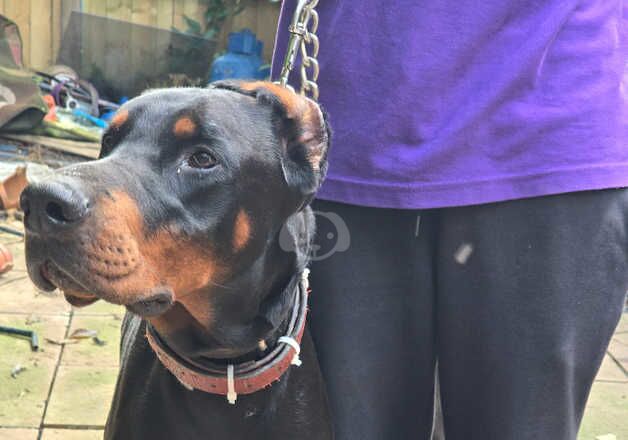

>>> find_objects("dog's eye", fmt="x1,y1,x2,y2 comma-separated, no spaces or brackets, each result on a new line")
188,151,217,169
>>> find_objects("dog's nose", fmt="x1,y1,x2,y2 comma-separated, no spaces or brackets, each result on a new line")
21,181,90,234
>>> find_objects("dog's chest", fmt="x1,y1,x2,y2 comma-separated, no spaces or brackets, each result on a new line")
105,314,330,440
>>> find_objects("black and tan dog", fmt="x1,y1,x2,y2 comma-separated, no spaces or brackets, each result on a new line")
21,81,333,439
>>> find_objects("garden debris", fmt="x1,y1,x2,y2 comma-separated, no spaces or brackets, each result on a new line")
0,16,48,132
0,142,29,160
45,337,79,346
10,363,25,378
0,162,57,216
47,328,106,347
0,133,99,160
0,224,23,237
0,242,13,274
33,109,103,143
69,328,98,340
0,165,26,209
0,325,38,350
92,336,107,346
32,65,120,142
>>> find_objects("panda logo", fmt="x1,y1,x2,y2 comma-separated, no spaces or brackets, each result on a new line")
310,211,350,261
279,211,350,261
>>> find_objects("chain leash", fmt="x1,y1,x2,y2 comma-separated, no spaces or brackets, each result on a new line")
277,0,320,101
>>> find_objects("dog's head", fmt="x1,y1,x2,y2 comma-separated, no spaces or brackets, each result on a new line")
22,82,330,319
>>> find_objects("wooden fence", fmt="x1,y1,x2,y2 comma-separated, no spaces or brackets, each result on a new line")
0,0,280,70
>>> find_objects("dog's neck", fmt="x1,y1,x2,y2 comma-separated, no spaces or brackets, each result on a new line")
148,209,314,363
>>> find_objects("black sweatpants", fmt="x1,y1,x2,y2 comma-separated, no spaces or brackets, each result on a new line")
308,189,628,440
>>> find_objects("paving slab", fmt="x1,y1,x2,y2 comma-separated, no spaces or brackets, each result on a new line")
0,428,38,439
579,381,628,440
62,315,122,368
615,314,627,334
0,232,70,316
0,276,70,315
41,429,104,440
44,366,118,428
613,329,628,346
596,354,628,383
73,300,124,317
608,336,628,373
0,314,67,427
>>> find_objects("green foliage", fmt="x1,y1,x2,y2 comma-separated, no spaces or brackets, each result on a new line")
182,15,203,35
181,0,250,40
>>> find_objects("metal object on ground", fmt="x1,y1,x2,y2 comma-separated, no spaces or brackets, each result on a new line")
0,325,39,351
0,225,22,237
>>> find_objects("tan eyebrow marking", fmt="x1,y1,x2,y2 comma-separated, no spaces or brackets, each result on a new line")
173,117,198,138
109,109,129,129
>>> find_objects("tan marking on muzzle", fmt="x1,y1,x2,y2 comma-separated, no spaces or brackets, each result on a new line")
86,191,220,326
233,209,251,251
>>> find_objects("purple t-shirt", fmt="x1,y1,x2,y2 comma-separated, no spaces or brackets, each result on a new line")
271,1,627,209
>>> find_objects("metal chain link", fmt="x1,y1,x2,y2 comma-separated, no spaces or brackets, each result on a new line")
277,0,320,101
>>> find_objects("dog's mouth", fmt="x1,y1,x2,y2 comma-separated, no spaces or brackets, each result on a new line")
64,292,100,307
38,260,174,316
39,261,100,307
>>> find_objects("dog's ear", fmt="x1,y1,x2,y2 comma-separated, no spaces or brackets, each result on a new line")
210,80,331,211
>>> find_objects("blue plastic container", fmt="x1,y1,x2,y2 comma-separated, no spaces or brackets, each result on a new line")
209,29,268,82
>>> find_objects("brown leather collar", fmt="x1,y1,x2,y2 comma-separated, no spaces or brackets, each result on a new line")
146,270,310,404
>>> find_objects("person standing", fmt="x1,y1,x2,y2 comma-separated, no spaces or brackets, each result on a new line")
272,1,627,439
